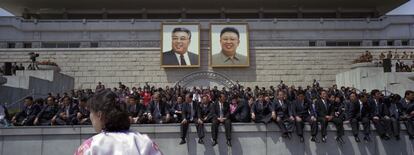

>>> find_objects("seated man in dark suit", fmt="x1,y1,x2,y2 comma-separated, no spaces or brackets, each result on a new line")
34,96,59,125
386,94,404,140
51,96,79,125
314,90,331,143
11,96,41,126
272,91,294,139
0,102,10,127
162,27,199,66
211,93,232,147
75,97,91,125
170,96,184,123
291,91,315,142
127,95,147,124
251,94,272,123
195,95,214,144
146,93,171,124
369,89,391,140
179,94,199,144
350,93,372,142
402,90,414,139
329,95,346,144
229,95,251,122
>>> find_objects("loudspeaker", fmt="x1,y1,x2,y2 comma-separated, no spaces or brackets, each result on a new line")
383,59,391,72
4,62,12,75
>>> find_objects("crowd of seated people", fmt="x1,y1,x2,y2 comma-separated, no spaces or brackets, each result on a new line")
353,51,373,63
0,81,413,146
395,60,413,72
354,50,414,72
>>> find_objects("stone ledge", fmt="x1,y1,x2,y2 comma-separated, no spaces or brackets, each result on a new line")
0,122,408,136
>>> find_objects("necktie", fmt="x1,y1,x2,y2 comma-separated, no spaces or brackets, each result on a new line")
190,102,194,120
156,102,161,118
66,107,70,118
180,54,186,65
219,103,223,118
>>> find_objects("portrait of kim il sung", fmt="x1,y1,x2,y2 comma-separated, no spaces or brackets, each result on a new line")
210,24,249,67
161,24,200,67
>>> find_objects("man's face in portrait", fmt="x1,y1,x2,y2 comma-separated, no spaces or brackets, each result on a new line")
220,32,240,55
172,31,191,55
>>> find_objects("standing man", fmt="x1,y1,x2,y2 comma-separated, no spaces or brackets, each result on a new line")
162,27,199,66
211,94,232,146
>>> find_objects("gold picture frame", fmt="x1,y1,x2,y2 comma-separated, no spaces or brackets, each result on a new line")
210,23,250,67
161,23,201,68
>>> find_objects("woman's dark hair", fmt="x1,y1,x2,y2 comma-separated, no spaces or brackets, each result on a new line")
87,89,130,132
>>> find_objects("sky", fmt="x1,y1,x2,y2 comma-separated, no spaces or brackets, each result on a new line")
0,1,413,16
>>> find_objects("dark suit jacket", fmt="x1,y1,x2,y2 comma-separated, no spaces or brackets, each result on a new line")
369,99,388,118
37,104,59,120
315,99,331,118
211,101,230,119
55,104,79,120
251,101,272,118
162,50,199,66
230,100,251,122
330,102,346,119
146,101,169,119
388,102,403,120
350,101,371,119
182,101,198,121
291,99,311,118
272,99,292,118
197,102,213,122
16,104,41,121
127,103,146,117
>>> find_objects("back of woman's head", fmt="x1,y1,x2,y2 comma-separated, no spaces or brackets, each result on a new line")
87,89,130,132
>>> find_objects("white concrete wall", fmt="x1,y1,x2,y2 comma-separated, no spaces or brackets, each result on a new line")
0,70,74,106
336,65,414,96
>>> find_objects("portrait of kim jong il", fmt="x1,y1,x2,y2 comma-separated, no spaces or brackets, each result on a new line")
161,24,200,67
210,24,249,67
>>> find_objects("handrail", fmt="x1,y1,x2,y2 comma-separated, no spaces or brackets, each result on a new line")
4,89,35,109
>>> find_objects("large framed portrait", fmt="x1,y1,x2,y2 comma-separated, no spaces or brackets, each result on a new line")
210,23,249,67
161,23,200,67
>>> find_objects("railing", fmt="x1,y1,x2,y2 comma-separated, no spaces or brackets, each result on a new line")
4,89,35,110
0,16,390,23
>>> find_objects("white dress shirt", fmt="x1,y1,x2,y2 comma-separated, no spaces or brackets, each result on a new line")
174,52,191,66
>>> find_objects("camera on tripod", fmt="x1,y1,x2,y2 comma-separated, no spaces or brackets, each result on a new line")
28,52,39,62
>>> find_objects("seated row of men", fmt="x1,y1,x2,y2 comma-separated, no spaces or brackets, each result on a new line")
125,89,414,146
11,96,90,126
7,89,414,147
